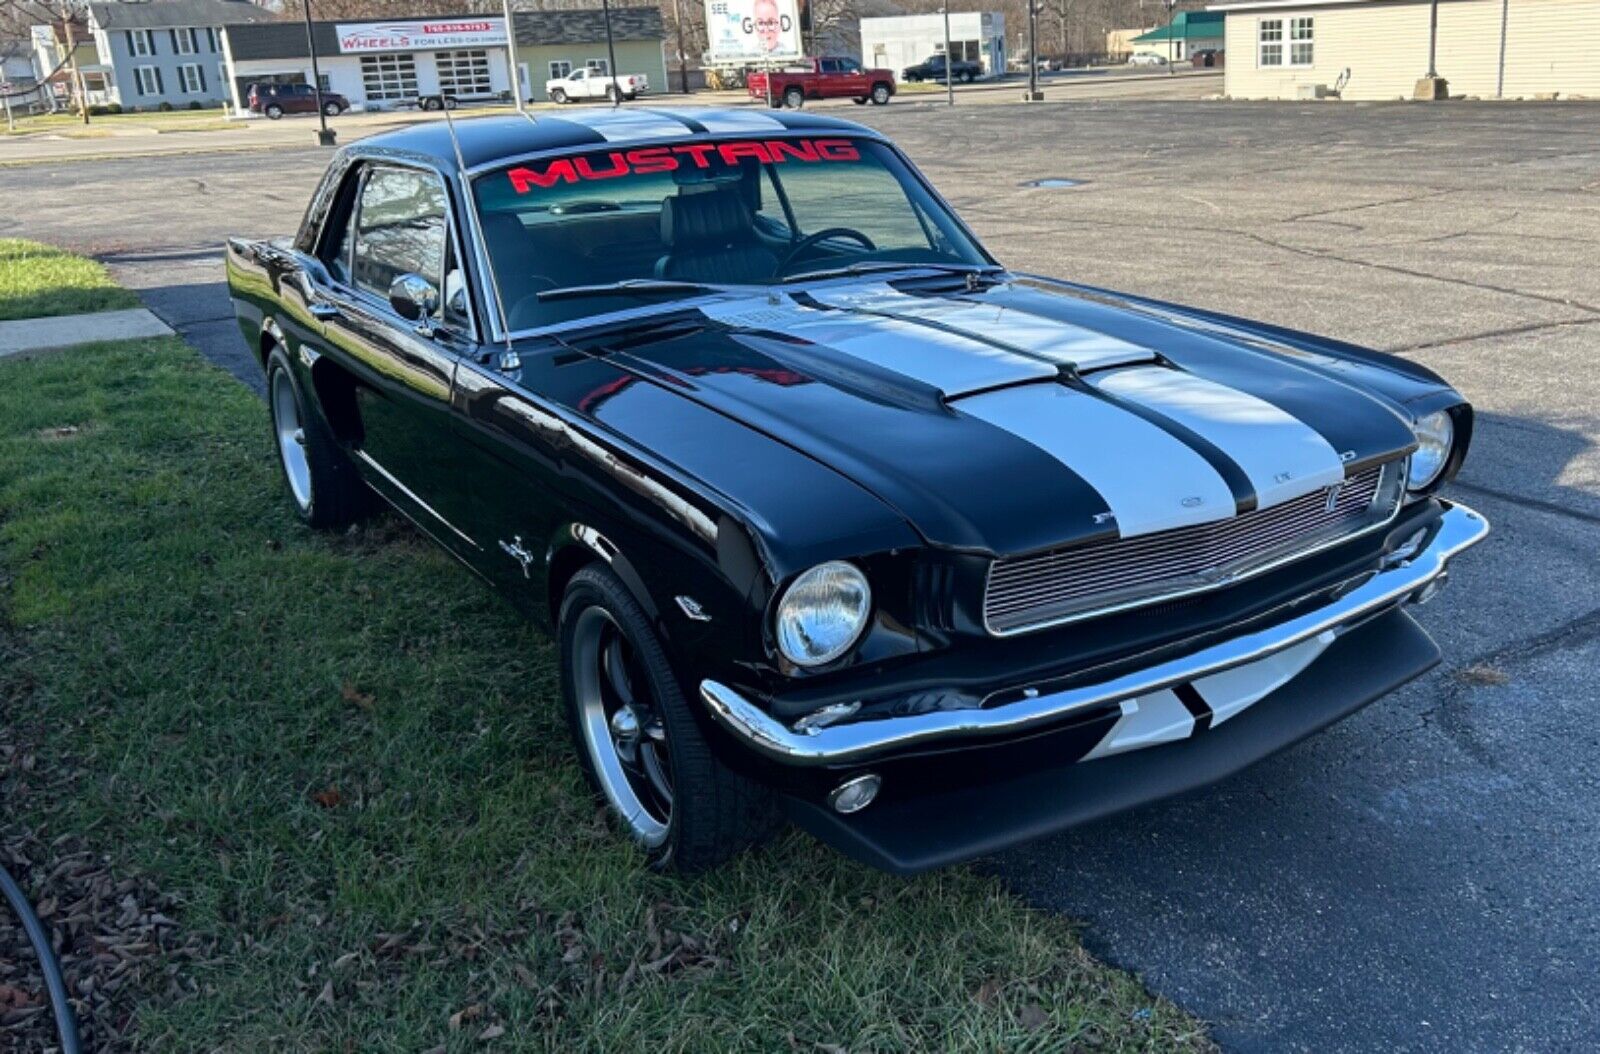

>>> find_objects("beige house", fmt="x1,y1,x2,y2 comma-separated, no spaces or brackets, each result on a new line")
1105,26,1158,60
1212,0,1600,100
513,8,667,102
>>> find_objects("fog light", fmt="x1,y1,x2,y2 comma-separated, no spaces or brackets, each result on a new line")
827,774,882,814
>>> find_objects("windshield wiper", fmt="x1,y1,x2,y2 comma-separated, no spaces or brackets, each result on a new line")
780,262,1006,285
538,279,737,302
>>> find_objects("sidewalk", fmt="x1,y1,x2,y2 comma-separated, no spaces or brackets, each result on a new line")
0,306,172,359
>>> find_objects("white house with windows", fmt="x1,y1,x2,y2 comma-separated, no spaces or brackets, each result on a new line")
79,0,272,110
1212,0,1600,100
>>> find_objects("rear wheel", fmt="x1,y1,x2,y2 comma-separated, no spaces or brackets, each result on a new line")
265,346,370,529
560,566,777,873
443,95,458,110
783,86,804,109
961,69,975,83
870,82,891,105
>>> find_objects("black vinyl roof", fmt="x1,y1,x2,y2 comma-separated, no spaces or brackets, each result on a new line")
352,109,879,173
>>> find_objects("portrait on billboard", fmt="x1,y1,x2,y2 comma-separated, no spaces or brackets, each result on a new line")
705,0,801,62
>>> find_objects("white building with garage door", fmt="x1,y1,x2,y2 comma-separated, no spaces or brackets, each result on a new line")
221,16,516,110
859,12,1006,79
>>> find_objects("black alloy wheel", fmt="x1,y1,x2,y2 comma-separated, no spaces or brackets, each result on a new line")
559,566,777,872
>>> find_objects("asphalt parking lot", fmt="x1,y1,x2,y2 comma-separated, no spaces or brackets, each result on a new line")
4,98,1598,1052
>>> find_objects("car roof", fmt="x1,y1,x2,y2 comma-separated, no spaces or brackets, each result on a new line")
350,108,884,173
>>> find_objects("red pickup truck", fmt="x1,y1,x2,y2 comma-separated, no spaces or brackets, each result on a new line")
747,56,896,108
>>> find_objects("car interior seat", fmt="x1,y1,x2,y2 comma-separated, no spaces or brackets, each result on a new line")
654,189,778,285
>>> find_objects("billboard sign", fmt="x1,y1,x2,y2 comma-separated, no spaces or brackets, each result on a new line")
704,0,801,63
335,19,507,54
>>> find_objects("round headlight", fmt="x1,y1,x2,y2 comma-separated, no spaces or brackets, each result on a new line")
775,561,872,667
1407,410,1455,490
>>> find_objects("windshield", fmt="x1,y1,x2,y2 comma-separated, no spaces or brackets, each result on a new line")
471,136,991,331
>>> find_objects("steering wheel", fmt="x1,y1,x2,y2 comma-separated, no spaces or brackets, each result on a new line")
777,227,878,274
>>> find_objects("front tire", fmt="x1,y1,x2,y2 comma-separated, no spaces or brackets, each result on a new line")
265,346,370,529
323,100,341,117
550,88,568,103
560,566,777,873
264,103,284,119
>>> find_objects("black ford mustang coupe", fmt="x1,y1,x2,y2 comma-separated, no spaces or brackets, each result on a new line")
226,108,1487,874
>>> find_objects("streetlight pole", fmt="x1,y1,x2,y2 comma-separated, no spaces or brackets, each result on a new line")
502,0,523,111
303,0,334,145
942,1,953,106
1426,0,1439,77
601,0,622,107
1024,0,1041,100
1167,0,1176,74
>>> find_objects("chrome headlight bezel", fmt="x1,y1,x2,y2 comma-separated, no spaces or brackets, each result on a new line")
774,561,873,668
1407,410,1455,491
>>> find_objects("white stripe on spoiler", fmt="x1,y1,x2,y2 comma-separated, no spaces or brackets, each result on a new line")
956,383,1236,537
1090,365,1345,509
810,283,1154,372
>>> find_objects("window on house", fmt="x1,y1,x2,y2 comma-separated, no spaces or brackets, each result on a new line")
173,28,197,55
585,58,609,75
1289,17,1314,65
179,63,204,93
129,29,154,57
359,53,418,100
436,49,491,96
206,27,218,52
1258,18,1283,66
549,59,572,79
134,65,161,95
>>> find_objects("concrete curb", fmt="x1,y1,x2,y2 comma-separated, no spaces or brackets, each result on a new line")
0,307,174,359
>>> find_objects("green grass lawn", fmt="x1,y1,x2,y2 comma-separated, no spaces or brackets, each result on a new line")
1,109,236,136
0,239,140,321
0,337,1211,1051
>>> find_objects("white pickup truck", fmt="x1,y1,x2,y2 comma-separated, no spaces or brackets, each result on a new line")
545,67,649,103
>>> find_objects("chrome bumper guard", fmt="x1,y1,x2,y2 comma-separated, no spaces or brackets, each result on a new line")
700,502,1488,767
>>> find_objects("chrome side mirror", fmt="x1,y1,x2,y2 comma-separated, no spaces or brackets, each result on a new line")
388,273,439,325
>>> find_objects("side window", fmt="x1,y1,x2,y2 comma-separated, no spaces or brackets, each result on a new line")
819,58,840,73
351,167,449,310
320,168,363,285
840,58,861,73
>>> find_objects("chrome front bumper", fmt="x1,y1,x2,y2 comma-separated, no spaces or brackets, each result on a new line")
700,502,1489,767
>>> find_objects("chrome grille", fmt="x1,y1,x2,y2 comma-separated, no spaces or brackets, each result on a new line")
984,462,1402,635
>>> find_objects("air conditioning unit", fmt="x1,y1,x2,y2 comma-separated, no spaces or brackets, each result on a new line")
1296,83,1333,99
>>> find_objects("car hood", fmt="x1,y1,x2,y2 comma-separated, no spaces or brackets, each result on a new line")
592,278,1422,558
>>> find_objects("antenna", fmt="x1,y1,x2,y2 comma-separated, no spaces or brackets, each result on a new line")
440,105,519,372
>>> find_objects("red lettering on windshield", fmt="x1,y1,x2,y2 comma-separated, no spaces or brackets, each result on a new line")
503,138,863,193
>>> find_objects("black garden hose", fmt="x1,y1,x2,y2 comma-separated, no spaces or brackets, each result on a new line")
0,860,82,1054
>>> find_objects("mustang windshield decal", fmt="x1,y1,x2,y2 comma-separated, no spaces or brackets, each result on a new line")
505,138,861,192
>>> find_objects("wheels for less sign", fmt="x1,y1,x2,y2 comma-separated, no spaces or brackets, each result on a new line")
335,19,508,53
704,0,801,63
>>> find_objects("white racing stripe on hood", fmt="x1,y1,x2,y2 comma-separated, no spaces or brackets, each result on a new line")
555,108,693,142
956,383,1236,537
700,295,1056,397
1090,365,1345,509
809,284,1154,371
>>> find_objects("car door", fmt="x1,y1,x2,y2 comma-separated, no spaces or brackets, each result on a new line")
313,162,485,560
834,57,869,97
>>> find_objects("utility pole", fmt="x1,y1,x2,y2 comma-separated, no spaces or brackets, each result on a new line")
302,0,334,145
942,1,953,106
1024,0,1042,101
502,0,523,111
672,0,690,93
601,0,621,106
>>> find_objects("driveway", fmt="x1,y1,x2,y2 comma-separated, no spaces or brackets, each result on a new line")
3,99,1597,1052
